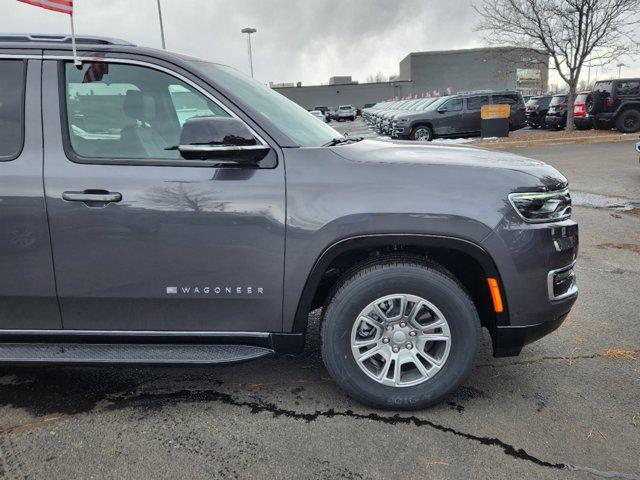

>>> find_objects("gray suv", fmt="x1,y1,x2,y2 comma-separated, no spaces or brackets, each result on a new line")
393,91,526,141
0,35,578,410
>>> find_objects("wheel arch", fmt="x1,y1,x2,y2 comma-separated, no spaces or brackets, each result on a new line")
291,234,509,334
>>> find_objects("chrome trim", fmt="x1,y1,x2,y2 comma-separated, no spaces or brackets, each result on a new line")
0,329,270,338
0,54,42,59
42,55,269,146
547,262,578,301
179,144,270,152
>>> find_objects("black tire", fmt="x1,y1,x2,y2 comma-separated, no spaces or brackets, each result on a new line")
321,260,480,410
410,124,434,141
615,109,640,133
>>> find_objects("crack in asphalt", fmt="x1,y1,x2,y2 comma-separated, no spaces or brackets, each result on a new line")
477,349,639,369
105,388,640,480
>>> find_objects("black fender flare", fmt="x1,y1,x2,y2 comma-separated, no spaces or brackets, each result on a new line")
291,234,509,333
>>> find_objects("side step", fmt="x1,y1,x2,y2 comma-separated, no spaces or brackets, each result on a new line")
0,343,273,365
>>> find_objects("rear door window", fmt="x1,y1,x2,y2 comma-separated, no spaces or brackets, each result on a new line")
0,60,26,160
616,81,639,96
466,95,490,111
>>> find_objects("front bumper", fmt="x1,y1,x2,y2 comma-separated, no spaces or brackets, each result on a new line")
392,124,410,138
492,312,570,357
486,216,579,356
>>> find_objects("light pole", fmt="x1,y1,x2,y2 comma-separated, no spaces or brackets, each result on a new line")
616,63,626,78
241,27,257,78
156,0,166,49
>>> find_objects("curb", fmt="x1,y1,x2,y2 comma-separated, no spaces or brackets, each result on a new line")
473,134,639,150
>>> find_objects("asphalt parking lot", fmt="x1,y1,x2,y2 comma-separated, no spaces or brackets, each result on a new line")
1,140,639,480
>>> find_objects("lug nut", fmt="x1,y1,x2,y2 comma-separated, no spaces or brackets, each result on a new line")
392,346,400,353
382,337,390,344
405,342,413,349
399,322,407,328
409,331,417,337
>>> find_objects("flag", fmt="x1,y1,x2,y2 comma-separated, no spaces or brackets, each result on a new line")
17,0,73,15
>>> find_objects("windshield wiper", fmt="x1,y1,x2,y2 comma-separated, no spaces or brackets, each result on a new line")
322,136,363,147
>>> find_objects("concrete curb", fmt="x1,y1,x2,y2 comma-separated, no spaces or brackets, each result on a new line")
473,134,639,150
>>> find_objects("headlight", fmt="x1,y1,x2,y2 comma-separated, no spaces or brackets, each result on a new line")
508,188,571,223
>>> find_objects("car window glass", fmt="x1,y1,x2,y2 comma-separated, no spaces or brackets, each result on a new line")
466,95,490,111
616,81,639,96
549,96,567,106
168,84,227,126
492,94,517,105
443,98,463,111
0,60,26,160
65,62,231,161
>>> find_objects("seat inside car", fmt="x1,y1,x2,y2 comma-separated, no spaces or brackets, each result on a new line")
120,89,171,158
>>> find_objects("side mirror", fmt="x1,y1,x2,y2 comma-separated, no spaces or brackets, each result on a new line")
178,116,270,165
437,106,448,113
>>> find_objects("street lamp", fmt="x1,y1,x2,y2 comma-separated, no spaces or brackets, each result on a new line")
241,27,257,78
616,63,627,78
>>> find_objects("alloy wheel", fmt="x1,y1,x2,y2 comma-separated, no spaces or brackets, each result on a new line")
350,294,452,387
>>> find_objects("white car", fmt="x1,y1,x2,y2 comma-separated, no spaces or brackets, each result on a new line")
309,110,328,122
337,105,356,121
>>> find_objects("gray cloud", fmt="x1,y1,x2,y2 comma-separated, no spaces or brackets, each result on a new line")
3,0,639,86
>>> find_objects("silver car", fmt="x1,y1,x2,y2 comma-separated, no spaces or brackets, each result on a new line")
336,104,356,121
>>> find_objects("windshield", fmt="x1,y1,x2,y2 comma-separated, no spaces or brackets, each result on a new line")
550,95,568,106
188,60,340,147
425,96,450,110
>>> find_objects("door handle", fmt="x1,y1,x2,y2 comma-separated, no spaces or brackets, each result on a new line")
62,190,122,203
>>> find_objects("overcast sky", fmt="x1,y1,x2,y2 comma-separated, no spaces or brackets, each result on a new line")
2,0,639,87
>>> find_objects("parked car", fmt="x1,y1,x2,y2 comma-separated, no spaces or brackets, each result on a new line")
636,141,640,164
588,78,640,133
0,34,578,410
309,110,328,122
525,95,552,128
393,91,526,141
573,91,592,130
336,104,356,121
545,94,568,130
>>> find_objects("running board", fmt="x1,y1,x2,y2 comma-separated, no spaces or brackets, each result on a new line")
0,343,273,365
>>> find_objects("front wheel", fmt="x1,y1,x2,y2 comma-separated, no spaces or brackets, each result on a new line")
321,260,480,410
411,125,434,141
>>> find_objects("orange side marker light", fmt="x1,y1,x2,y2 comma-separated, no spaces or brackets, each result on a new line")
487,278,504,313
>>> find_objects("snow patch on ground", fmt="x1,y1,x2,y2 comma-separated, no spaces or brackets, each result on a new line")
430,137,475,144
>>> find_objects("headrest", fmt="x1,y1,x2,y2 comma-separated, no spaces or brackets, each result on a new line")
122,90,155,121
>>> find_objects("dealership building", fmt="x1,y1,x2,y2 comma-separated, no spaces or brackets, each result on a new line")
272,47,548,109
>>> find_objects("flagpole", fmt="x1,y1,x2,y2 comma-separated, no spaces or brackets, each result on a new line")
156,0,166,49
70,13,80,66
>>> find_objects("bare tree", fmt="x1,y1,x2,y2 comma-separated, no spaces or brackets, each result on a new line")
474,0,639,130
365,71,388,83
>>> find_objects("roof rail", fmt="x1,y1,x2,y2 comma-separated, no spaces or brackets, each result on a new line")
456,90,496,95
0,33,135,46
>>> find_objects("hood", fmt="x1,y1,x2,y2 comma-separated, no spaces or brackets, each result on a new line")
330,139,568,190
